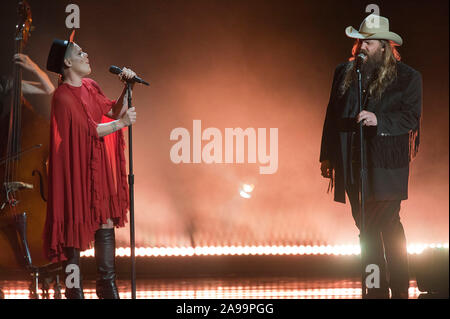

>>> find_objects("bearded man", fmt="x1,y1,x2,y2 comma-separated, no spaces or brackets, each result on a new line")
319,14,422,299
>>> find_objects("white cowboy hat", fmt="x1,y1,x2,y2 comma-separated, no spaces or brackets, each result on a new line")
345,14,403,46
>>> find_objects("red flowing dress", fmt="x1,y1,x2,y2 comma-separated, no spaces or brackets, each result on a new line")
43,78,129,263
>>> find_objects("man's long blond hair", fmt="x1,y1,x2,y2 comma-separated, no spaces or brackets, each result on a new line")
340,39,401,101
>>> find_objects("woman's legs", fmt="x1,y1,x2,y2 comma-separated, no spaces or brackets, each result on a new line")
63,247,85,299
95,219,120,299
100,218,114,229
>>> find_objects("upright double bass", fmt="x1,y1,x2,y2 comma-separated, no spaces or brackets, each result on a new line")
0,1,51,274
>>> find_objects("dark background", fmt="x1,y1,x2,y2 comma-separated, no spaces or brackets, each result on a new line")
0,0,448,248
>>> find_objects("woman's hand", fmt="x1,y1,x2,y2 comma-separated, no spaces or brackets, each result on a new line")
13,53,39,73
119,107,136,127
119,67,137,87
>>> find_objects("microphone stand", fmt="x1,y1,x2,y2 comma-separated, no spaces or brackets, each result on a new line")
126,82,137,299
356,65,367,299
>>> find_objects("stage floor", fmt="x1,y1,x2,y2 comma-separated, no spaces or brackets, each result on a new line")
1,277,421,299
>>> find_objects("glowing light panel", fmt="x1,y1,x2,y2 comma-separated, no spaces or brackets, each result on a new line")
79,243,448,257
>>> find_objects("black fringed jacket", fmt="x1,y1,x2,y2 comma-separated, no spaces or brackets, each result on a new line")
320,61,422,203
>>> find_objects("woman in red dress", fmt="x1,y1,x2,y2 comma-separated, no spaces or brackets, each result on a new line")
44,33,137,299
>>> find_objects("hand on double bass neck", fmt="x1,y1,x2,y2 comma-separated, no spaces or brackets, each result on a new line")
13,53,39,73
13,53,55,96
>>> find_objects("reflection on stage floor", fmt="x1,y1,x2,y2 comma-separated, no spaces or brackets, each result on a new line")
0,277,421,299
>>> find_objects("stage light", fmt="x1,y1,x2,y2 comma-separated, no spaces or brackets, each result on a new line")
239,190,251,198
239,183,255,198
79,243,448,258
242,183,255,193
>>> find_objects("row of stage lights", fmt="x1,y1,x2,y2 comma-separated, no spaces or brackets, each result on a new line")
2,286,421,299
80,243,449,258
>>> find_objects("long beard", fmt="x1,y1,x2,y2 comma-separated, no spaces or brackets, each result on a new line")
361,51,382,77
339,46,394,99
360,49,383,89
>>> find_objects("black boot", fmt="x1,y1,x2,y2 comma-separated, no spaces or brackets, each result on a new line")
95,228,120,299
63,247,84,299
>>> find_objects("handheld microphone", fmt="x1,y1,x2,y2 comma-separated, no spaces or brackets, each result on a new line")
109,65,149,86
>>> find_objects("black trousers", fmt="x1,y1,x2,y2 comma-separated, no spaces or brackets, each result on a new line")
346,181,410,294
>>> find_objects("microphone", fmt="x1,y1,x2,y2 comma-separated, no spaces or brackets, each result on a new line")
109,65,149,86
355,53,367,71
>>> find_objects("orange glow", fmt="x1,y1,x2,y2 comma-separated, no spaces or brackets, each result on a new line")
0,0,447,276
